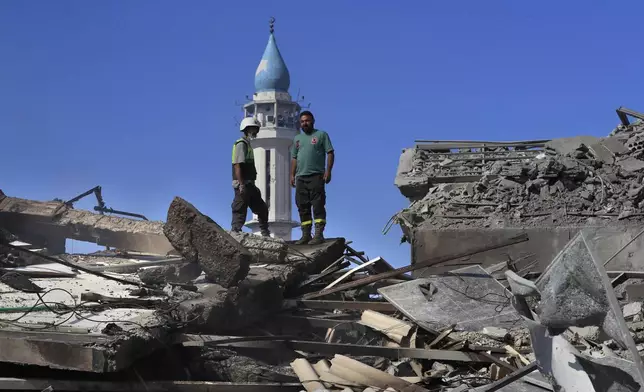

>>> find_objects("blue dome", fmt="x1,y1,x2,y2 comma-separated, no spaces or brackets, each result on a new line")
254,34,290,93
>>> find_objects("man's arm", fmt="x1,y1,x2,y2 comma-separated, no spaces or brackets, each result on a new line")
233,142,246,187
290,139,298,187
327,151,334,172
290,158,297,187
323,132,334,184
234,164,244,184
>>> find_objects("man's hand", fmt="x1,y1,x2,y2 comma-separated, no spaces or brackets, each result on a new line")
290,175,296,188
238,184,245,194
323,170,332,184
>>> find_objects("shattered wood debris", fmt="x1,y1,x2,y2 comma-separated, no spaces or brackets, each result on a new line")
5,107,644,391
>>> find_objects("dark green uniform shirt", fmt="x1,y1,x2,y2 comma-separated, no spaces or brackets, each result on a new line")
291,129,334,177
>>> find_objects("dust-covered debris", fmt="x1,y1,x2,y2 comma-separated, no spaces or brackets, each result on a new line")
163,196,252,288
395,117,644,232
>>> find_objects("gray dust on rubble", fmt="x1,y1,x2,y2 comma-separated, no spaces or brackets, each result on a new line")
399,120,644,232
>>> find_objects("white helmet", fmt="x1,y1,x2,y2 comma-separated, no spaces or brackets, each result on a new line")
240,117,260,132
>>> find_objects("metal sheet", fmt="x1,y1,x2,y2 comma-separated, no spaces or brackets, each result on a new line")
378,265,521,331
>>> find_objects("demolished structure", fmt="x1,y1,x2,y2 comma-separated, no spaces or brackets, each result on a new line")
3,108,644,391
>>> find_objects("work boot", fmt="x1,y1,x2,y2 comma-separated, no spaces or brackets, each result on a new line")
309,223,325,245
260,229,271,237
295,225,312,245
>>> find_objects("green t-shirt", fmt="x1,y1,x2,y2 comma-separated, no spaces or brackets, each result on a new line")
291,129,334,177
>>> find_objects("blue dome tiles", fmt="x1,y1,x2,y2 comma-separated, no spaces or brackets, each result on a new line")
254,34,291,93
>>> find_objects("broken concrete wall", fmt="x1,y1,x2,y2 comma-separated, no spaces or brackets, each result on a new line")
229,231,289,264
396,119,644,274
163,197,251,288
410,225,644,276
178,238,345,333
0,194,173,254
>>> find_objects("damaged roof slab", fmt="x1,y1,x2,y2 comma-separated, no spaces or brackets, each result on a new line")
0,195,174,254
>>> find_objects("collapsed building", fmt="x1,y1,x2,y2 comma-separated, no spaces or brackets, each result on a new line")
2,108,644,392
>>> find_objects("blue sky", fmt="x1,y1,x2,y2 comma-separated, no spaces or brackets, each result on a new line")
1,1,643,266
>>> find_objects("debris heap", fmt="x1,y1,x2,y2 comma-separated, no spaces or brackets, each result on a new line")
395,115,644,231
4,108,644,391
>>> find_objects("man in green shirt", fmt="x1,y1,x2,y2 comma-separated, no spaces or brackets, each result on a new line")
231,117,270,237
290,111,335,245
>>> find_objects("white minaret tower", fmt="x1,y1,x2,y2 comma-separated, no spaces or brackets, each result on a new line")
243,18,300,240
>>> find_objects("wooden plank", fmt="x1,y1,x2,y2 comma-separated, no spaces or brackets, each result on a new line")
297,260,349,289
284,300,396,312
301,233,529,300
476,362,538,392
180,335,490,363
0,378,302,392
269,315,360,330
86,257,184,273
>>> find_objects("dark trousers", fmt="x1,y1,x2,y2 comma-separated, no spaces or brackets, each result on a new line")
295,174,326,227
231,183,269,232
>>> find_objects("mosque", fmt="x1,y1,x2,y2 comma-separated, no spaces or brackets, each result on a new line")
242,18,301,240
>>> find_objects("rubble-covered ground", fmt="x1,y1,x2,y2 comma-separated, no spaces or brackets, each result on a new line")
6,110,644,390
396,119,644,231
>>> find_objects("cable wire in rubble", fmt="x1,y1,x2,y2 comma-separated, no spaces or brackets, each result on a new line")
0,241,151,289
0,286,201,332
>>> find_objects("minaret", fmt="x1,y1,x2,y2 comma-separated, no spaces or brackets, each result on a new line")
243,18,300,240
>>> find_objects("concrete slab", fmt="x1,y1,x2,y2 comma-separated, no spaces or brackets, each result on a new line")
601,136,630,155
378,265,521,332
229,231,288,264
180,238,346,333
0,269,171,372
395,148,432,200
0,195,173,254
164,197,251,288
545,136,600,156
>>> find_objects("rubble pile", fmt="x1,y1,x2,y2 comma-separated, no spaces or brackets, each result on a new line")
7,105,644,391
397,119,644,230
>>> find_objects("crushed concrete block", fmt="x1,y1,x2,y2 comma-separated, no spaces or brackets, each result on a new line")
229,231,288,264
138,263,202,285
618,157,644,173
178,238,345,333
179,274,284,334
395,149,431,200
163,197,251,288
623,302,643,319
601,136,629,155
481,326,511,341
505,270,539,297
589,142,616,165
498,178,522,191
188,349,297,383
628,186,644,204
570,326,602,341
545,136,600,156
395,174,431,200
626,284,644,301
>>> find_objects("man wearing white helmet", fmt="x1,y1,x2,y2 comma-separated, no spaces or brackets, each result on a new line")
231,117,270,236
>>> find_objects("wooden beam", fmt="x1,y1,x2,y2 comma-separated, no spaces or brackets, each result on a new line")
0,378,302,392
269,315,361,330
476,362,538,392
284,300,396,312
302,233,529,300
179,334,490,363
